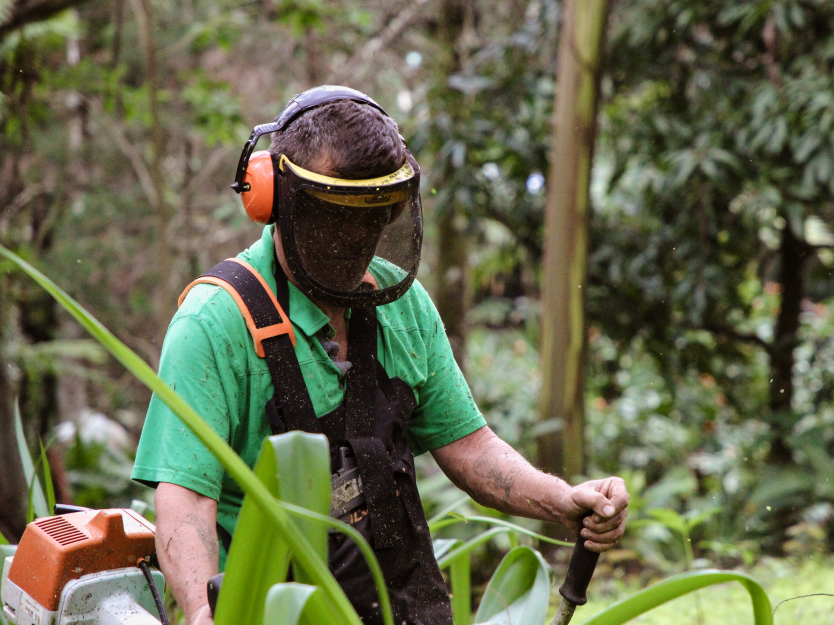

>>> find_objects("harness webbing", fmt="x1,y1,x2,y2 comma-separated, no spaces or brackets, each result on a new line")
181,257,404,548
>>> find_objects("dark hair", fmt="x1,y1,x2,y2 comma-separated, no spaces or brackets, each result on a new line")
268,99,404,179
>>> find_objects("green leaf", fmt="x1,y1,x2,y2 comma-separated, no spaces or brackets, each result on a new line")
474,545,551,625
683,507,721,532
427,494,471,526
578,569,772,625
263,583,343,625
217,431,335,625
437,529,516,625
273,432,331,581
431,513,573,546
646,508,688,535
39,440,56,515
13,402,49,520
432,538,463,561
437,527,508,569
449,551,471,625
0,532,8,546
0,244,374,625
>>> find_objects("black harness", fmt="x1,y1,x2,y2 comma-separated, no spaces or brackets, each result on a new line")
194,258,452,625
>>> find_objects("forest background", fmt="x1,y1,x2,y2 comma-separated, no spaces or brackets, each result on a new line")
1,0,834,618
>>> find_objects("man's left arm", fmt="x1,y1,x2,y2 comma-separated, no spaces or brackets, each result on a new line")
431,425,629,552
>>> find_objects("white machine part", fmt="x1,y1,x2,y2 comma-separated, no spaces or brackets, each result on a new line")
1,509,166,625
2,556,164,625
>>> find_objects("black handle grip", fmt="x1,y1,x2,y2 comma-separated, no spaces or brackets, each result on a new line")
558,513,600,606
207,572,225,617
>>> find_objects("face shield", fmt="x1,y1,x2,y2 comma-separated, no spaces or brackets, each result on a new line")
276,152,422,308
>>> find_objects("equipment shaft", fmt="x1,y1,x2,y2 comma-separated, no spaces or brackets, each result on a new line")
550,597,577,625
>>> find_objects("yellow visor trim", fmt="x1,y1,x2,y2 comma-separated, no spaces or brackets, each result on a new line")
303,187,412,207
279,154,415,188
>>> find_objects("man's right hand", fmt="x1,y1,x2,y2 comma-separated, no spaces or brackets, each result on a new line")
155,483,219,625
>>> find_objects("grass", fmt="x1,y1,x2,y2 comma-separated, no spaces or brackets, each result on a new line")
555,556,834,625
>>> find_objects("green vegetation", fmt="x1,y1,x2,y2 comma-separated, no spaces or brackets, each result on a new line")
576,557,834,625
1,239,784,625
2,0,834,621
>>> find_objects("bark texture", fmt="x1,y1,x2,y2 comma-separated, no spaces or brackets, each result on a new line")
538,0,609,480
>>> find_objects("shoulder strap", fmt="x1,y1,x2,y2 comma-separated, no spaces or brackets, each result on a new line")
179,258,295,356
179,258,320,434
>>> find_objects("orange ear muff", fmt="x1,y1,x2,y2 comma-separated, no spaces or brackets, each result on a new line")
241,150,275,224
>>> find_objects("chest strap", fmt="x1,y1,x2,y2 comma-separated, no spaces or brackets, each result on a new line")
179,258,319,434
180,258,405,548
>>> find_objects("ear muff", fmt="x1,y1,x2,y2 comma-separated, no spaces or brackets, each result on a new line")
232,86,397,226
240,151,276,225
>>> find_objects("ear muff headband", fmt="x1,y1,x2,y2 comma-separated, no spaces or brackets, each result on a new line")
230,86,392,225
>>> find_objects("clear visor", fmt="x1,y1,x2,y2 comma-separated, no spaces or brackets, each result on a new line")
280,155,422,305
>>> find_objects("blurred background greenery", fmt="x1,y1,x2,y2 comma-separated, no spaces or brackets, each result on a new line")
2,0,834,617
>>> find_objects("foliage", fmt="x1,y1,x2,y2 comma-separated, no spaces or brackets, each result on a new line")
579,569,772,625
0,243,377,625
13,401,49,520
1,0,833,590
219,431,385,625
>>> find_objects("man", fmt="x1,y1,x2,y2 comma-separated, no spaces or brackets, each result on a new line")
132,86,628,625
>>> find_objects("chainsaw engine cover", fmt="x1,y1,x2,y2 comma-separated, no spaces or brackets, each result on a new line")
5,509,156,612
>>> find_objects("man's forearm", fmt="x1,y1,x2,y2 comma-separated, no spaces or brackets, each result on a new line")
432,426,572,524
155,482,219,624
431,426,629,552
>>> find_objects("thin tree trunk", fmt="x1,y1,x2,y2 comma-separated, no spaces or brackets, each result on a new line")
431,0,473,367
766,222,807,465
130,0,174,335
0,282,28,542
537,0,609,480
436,209,469,362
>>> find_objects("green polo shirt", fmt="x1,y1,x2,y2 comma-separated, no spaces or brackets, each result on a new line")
132,226,484,568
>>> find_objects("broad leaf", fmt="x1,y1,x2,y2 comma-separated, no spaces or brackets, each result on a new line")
263,583,342,625
39,440,56,516
474,546,551,625
13,402,48,519
216,433,332,625
432,538,462,561
272,431,331,582
578,569,772,625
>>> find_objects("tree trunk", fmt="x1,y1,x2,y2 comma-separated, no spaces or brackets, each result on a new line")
436,208,469,363
129,0,175,340
430,0,473,367
766,222,808,465
0,282,28,542
537,0,609,480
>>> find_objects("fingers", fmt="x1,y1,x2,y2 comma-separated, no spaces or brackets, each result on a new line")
583,539,618,553
584,508,627,534
581,521,625,545
570,487,616,520
599,477,630,515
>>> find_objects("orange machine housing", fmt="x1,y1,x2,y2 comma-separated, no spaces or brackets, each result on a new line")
8,509,156,611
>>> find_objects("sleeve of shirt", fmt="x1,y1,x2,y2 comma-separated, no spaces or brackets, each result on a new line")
131,289,243,500
406,286,486,456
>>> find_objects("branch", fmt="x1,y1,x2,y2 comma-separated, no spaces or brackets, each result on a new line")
684,321,771,351
327,0,430,83
85,98,160,209
185,145,232,197
0,183,44,234
0,0,90,41
762,9,782,89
